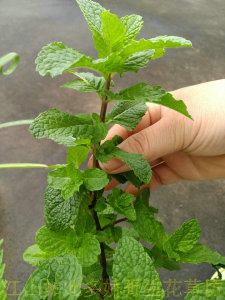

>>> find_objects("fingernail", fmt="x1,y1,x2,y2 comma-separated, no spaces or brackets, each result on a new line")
125,185,139,196
88,156,93,168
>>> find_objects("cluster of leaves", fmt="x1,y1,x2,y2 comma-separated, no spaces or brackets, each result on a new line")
0,240,9,300
1,0,225,299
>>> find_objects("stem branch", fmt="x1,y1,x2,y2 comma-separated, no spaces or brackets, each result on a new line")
102,217,128,231
100,74,111,123
90,73,112,299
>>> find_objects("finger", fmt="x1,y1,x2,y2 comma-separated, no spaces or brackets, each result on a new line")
88,156,93,168
149,163,183,189
101,114,181,174
104,124,129,142
125,162,183,194
90,103,163,172
100,104,164,173
88,112,152,169
104,159,164,192
87,155,161,171
104,177,119,191
103,102,162,142
125,184,145,196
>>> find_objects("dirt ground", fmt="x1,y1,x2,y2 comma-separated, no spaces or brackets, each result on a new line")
0,0,225,298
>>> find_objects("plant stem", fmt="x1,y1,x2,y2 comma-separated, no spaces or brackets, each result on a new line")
91,73,112,299
102,217,128,231
0,119,33,129
100,74,111,122
0,163,48,169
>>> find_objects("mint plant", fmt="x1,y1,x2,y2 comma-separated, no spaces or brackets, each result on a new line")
1,0,225,299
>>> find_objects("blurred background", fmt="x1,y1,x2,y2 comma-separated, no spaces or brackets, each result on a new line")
0,0,225,298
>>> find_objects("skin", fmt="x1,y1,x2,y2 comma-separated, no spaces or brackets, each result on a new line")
90,79,225,195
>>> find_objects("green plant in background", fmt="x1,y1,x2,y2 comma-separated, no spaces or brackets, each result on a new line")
0,240,8,300
0,52,33,132
0,52,19,76
0,51,20,300
1,0,225,299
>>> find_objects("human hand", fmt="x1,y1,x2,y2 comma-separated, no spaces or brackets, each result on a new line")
99,79,225,195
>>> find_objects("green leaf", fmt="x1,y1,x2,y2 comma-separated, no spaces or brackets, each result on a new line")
19,255,82,300
94,197,107,212
0,119,33,129
0,52,19,75
111,173,128,184
121,36,192,58
112,171,143,190
131,211,167,248
104,244,114,259
67,146,89,167
107,188,136,221
163,219,200,259
97,203,117,228
92,122,108,143
101,11,126,56
73,53,124,76
30,108,92,143
110,226,122,243
134,189,158,215
121,227,139,240
35,42,85,77
96,139,152,185
36,226,100,267
47,164,77,189
120,15,143,43
98,214,117,229
106,83,165,101
179,243,225,265
130,190,168,248
83,168,109,191
90,55,124,75
48,164,83,199
75,0,106,57
76,0,105,36
150,245,180,271
61,72,106,93
23,244,52,267
36,227,75,255
106,83,192,119
36,41,125,76
61,179,81,200
44,186,82,231
185,280,225,300
150,35,192,48
74,196,96,236
113,236,165,299
97,225,122,244
154,257,180,271
30,108,107,146
83,262,102,284
75,233,101,267
123,49,157,72
106,101,148,131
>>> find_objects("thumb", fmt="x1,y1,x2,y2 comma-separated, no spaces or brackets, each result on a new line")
101,117,183,174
